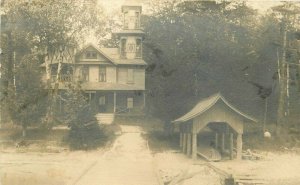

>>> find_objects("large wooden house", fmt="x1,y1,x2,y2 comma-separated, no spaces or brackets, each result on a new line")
42,2,147,123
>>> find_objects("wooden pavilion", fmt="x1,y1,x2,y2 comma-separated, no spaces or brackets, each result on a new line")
173,93,257,160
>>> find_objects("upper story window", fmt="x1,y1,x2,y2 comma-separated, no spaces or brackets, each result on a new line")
124,11,140,29
80,66,89,82
135,12,140,29
85,51,97,59
127,68,134,84
120,39,127,58
124,12,129,29
99,67,106,82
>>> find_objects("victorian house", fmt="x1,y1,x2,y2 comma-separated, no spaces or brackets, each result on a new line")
42,2,147,124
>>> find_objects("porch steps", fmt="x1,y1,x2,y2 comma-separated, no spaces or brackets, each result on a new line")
95,113,115,125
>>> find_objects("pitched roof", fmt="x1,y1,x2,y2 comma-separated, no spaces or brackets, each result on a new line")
101,48,147,65
76,43,117,65
173,93,257,123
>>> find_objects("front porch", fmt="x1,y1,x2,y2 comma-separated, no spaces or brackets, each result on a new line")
85,90,146,115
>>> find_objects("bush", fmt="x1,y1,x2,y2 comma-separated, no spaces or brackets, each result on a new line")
68,120,107,150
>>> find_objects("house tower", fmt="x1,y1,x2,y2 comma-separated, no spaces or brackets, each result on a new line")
118,1,144,59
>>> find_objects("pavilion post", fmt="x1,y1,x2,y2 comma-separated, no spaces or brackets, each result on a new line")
221,133,225,153
182,133,187,153
229,133,234,160
113,92,116,113
187,133,192,156
236,133,243,160
180,132,183,148
215,133,219,150
192,132,197,159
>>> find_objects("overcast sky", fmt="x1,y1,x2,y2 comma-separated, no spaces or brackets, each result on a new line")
97,0,286,14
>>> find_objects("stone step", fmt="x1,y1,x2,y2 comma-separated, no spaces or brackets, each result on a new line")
95,113,115,125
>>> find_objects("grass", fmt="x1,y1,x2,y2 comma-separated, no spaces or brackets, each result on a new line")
143,130,180,152
0,123,121,152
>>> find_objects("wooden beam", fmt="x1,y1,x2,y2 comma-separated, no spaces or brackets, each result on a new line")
229,133,234,160
192,133,197,159
187,133,192,156
236,133,242,160
182,133,187,153
180,132,183,148
221,133,225,153
113,92,116,113
215,133,219,150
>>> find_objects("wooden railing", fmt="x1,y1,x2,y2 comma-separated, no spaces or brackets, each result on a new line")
51,75,73,83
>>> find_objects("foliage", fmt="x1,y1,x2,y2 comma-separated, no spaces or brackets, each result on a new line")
143,0,269,122
59,83,106,150
1,0,106,130
5,54,47,132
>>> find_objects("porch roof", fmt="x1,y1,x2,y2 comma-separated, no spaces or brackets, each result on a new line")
53,82,145,91
172,93,257,123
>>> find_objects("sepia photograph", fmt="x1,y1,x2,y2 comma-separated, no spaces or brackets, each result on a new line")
0,0,300,184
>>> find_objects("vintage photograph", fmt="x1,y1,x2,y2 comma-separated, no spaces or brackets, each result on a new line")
0,0,300,184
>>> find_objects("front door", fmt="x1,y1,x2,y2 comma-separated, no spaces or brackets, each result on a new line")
98,95,106,112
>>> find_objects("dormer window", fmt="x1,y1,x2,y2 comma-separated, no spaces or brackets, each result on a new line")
86,51,97,59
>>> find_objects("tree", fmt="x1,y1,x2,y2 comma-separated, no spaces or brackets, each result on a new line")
61,82,104,150
0,0,106,130
6,54,47,137
272,2,300,135
143,0,265,123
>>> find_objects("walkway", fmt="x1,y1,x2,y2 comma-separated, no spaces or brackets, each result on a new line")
74,125,159,185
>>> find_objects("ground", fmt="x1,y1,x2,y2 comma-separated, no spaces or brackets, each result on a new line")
1,125,300,185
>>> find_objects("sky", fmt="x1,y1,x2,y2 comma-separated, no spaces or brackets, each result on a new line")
97,0,286,14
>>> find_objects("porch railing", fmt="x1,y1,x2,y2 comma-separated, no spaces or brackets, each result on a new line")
51,75,73,83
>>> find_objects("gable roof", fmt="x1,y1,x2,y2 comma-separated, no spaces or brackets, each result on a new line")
77,44,147,66
173,93,257,123
76,43,117,65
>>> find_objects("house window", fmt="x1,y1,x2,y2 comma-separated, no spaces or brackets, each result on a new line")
127,97,133,109
86,51,97,59
99,96,106,105
135,12,140,29
136,38,142,58
121,39,126,58
99,66,106,82
127,42,135,53
124,12,129,29
127,68,134,84
80,66,89,82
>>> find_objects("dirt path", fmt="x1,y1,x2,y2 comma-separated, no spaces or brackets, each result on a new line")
73,125,159,185
0,125,159,185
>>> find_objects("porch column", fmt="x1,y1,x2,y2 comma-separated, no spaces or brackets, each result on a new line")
221,133,225,153
229,133,234,160
236,133,243,160
180,132,183,148
187,133,192,156
143,91,146,109
113,92,116,113
182,133,187,153
192,133,197,159
215,133,219,150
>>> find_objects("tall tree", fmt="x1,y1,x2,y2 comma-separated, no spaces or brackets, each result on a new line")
0,0,106,130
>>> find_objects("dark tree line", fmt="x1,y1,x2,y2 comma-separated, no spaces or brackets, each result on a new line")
142,0,300,136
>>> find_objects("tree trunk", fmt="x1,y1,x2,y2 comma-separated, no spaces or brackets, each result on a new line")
276,21,288,136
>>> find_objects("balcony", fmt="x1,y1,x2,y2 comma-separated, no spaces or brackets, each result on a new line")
51,74,73,83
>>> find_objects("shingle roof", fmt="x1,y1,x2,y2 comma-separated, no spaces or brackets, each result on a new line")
173,93,257,123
